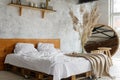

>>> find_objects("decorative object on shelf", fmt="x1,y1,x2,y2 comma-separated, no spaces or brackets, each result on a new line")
34,3,38,8
29,2,34,7
11,0,13,4
40,2,46,9
69,3,100,53
16,0,21,5
46,0,50,9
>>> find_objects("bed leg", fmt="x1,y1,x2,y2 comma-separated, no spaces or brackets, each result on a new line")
36,73,44,80
12,66,17,72
71,75,76,80
4,64,10,71
21,68,25,76
21,68,31,78
86,71,92,77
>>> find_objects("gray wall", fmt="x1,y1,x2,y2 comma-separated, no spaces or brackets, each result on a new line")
0,0,105,53
98,0,109,25
98,0,120,36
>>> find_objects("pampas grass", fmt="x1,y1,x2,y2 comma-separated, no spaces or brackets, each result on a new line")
69,3,100,53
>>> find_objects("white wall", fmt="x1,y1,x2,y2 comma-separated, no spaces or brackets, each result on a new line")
0,0,99,53
98,0,109,25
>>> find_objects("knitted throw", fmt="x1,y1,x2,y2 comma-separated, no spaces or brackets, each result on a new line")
66,53,113,78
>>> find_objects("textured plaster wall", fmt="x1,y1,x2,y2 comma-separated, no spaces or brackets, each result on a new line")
98,0,109,25
0,0,95,52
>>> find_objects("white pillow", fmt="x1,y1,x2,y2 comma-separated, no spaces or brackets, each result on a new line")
37,43,56,52
14,43,37,54
38,51,54,57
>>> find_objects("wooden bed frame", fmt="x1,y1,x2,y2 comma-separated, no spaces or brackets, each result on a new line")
0,38,60,58
0,38,91,80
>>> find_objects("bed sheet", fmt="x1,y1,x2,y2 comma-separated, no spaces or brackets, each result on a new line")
5,53,91,80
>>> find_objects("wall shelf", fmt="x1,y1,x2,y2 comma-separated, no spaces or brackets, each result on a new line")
8,3,56,18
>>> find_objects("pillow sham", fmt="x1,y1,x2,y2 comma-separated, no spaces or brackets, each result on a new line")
37,43,56,52
14,43,37,54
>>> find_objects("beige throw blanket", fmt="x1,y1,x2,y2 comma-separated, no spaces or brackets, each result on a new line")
66,53,112,78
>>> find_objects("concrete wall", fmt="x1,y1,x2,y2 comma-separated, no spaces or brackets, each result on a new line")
0,0,103,53
98,0,109,25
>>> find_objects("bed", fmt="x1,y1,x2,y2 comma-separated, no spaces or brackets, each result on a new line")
0,38,91,80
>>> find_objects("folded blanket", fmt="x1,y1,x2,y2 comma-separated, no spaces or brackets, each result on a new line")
66,53,113,78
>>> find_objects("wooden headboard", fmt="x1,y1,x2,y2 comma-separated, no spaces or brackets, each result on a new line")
0,38,60,58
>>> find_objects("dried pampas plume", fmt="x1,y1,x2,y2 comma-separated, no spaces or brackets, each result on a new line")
69,3,100,53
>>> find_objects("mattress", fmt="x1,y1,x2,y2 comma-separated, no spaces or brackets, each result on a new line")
5,53,91,80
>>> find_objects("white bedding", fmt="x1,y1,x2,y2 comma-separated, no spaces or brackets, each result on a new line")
5,52,91,80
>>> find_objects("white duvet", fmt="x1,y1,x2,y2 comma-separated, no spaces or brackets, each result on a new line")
5,51,91,80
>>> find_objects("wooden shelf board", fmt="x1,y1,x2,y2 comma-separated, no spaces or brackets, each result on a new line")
9,3,56,12
8,3,56,18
